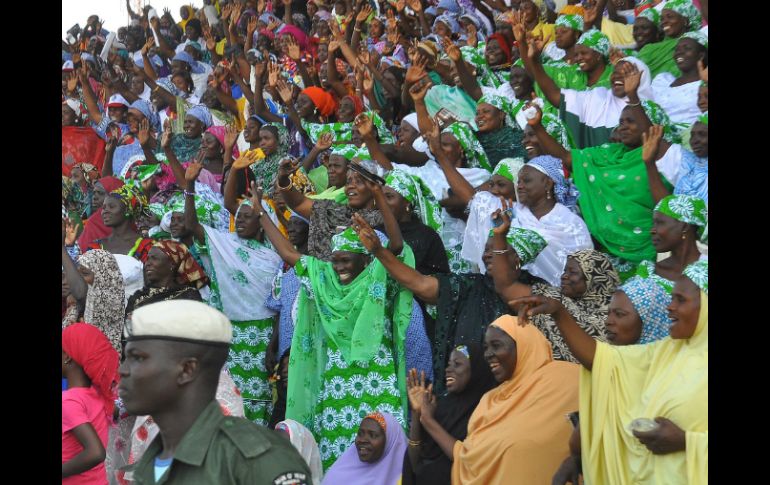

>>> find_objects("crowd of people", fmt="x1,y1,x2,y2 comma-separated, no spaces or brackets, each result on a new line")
61,0,708,483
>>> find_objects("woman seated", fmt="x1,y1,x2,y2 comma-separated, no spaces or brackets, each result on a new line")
322,412,407,485
429,315,579,485
673,113,708,204
402,344,497,485
259,183,431,469
635,194,707,292
510,260,708,485
473,93,529,167
637,0,703,78
650,32,707,126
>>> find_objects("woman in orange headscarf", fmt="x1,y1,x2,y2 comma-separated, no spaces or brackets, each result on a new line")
419,314,579,485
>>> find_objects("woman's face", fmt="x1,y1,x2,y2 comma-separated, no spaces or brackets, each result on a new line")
317,43,328,64
475,103,505,133
383,70,402,99
127,109,145,135
633,17,659,49
661,9,688,38
77,264,96,286
516,165,553,208
143,247,176,287
398,120,419,147
560,257,588,299
555,26,579,50
651,211,689,252
667,276,701,339
334,0,347,15
317,20,331,38
185,23,200,40
483,326,517,383
337,97,356,123
689,122,708,158
184,115,205,139
489,174,516,199
615,107,649,148
439,133,464,165
258,127,280,155
369,19,384,39
331,251,369,285
345,171,374,209
130,75,146,95
201,132,222,158
107,106,128,123
243,118,262,144
295,93,316,119
674,38,704,73
355,418,386,463
307,3,318,18
62,105,78,127
382,186,410,221
172,73,192,94
445,349,472,394
287,218,309,250
485,38,506,66
573,45,603,73
510,66,533,100
235,204,261,239
433,21,451,38
92,182,108,212
523,125,542,159
169,211,189,239
520,0,539,23
180,6,190,20
482,237,521,281
326,155,349,189
605,290,643,345
102,196,129,227
697,84,708,113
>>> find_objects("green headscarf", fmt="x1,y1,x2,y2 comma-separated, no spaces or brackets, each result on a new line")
681,31,708,49
654,194,707,237
487,226,547,265
251,122,291,195
385,170,444,233
492,157,526,183
556,14,584,32
542,112,570,148
577,29,611,59
697,112,708,125
109,183,149,220
682,259,708,294
641,100,681,143
637,7,660,26
331,144,371,161
166,191,224,227
442,122,492,171
127,163,161,183
478,93,514,127
331,227,369,254
663,0,702,32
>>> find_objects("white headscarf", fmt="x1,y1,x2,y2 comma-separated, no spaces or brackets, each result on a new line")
276,420,323,485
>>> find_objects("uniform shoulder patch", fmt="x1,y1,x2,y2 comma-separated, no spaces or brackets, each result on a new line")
272,471,309,485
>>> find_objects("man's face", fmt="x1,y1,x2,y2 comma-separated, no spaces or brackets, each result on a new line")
118,340,182,416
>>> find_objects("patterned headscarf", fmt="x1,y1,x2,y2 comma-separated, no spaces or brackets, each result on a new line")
681,31,708,49
654,194,707,228
570,249,621,307
526,155,580,210
108,184,149,220
76,249,126,352
663,0,702,32
155,77,182,96
126,163,161,183
542,113,570,149
492,157,526,183
434,14,460,34
636,5,660,26
385,170,443,232
577,29,610,59
442,122,492,171
478,93,513,127
504,227,547,265
683,260,708,294
332,144,371,161
619,276,672,344
697,112,708,125
129,99,160,132
166,190,226,228
151,240,210,289
555,14,584,32
641,100,680,143
186,104,214,129
331,227,369,254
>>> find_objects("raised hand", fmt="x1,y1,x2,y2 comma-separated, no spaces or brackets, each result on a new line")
405,54,429,84
137,119,152,146
424,115,442,155
142,37,155,55
507,295,564,325
64,219,80,246
224,124,239,149
524,101,543,126
161,119,173,150
286,36,302,61
491,198,513,235
354,113,375,138
184,161,204,183
315,132,334,151
583,2,599,26
268,60,281,87
246,15,258,37
329,18,343,39
328,39,341,53
66,72,79,93
442,36,462,63
641,125,664,164
221,3,233,21
409,78,433,102
406,368,428,413
466,22,478,48
250,181,264,209
232,150,261,170
277,157,300,178
275,78,294,104
621,62,642,97
351,213,382,253
356,4,373,22
406,0,423,12
105,131,119,153
419,384,436,421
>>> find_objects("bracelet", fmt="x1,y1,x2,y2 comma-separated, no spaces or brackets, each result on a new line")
491,248,511,255
626,101,641,107
276,178,293,191
408,439,421,447
184,190,196,197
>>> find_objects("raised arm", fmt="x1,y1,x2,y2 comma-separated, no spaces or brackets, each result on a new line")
183,162,207,244
77,65,103,125
275,158,314,219
149,16,177,59
528,105,572,170
61,220,88,303
424,119,475,205
326,44,350,99
101,129,118,177
252,58,284,123
253,182,302,266
355,113,393,171
489,205,534,301
443,37,483,101
513,17,562,107
353,215,440,304
510,296,597,370
363,181,403,255
641,125,672,204
224,150,263,214
302,132,333,172
409,76,435,137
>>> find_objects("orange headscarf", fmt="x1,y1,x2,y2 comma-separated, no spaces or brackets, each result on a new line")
451,315,580,485
302,87,339,117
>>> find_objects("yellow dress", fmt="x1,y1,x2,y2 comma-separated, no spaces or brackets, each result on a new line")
580,294,708,484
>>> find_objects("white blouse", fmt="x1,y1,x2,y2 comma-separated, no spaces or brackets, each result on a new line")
651,73,701,125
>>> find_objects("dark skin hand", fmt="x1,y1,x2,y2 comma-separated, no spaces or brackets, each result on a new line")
418,385,458,460
253,182,303,267
489,200,531,301
183,161,207,245
632,417,687,455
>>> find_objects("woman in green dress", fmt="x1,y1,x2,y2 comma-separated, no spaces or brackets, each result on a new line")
637,0,702,78
256,179,424,470
182,162,283,425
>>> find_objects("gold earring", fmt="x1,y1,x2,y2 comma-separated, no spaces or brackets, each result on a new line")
682,232,687,240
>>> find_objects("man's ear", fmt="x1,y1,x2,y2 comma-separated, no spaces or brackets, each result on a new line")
177,357,201,385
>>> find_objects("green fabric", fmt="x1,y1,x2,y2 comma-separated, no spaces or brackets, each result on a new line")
536,62,614,119
542,112,571,148
556,14,584,32
478,93,515,127
634,259,674,293
477,125,528,169
442,122,492,171
128,163,161,182
577,29,611,59
683,260,708,294
637,37,682,78
385,170,443,233
641,100,681,143
698,112,708,125
286,248,415,468
228,317,276,425
663,0,702,31
654,195,707,228
460,42,511,89
330,227,367,254
504,227,548,265
682,31,708,49
305,165,329,193
492,157,526,183
330,144,371,161
307,185,348,204
571,144,658,264
166,191,224,227
302,112,395,145
559,98,614,149
638,7,660,26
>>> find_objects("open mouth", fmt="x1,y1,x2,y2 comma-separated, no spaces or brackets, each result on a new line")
446,376,456,385
579,62,587,68
338,272,352,283
613,81,624,86
489,362,501,372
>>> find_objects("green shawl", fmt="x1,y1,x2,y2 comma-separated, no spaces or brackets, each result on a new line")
571,143,662,264
286,246,416,428
637,37,682,78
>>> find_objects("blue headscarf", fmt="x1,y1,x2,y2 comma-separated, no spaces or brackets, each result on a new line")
186,104,213,129
172,51,205,74
156,77,183,97
434,14,460,33
526,155,580,210
129,99,160,132
619,276,671,344
438,0,461,14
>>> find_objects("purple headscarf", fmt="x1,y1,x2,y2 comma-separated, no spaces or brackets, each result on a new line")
321,412,407,485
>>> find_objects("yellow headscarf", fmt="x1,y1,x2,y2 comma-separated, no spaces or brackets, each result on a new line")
451,316,580,485
178,5,195,30
579,293,708,485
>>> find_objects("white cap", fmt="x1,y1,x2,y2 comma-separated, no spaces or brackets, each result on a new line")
62,60,75,71
63,98,82,118
107,94,130,108
127,300,232,346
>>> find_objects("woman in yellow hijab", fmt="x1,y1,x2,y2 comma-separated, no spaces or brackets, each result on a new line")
178,5,195,31
419,315,579,485
511,260,708,485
